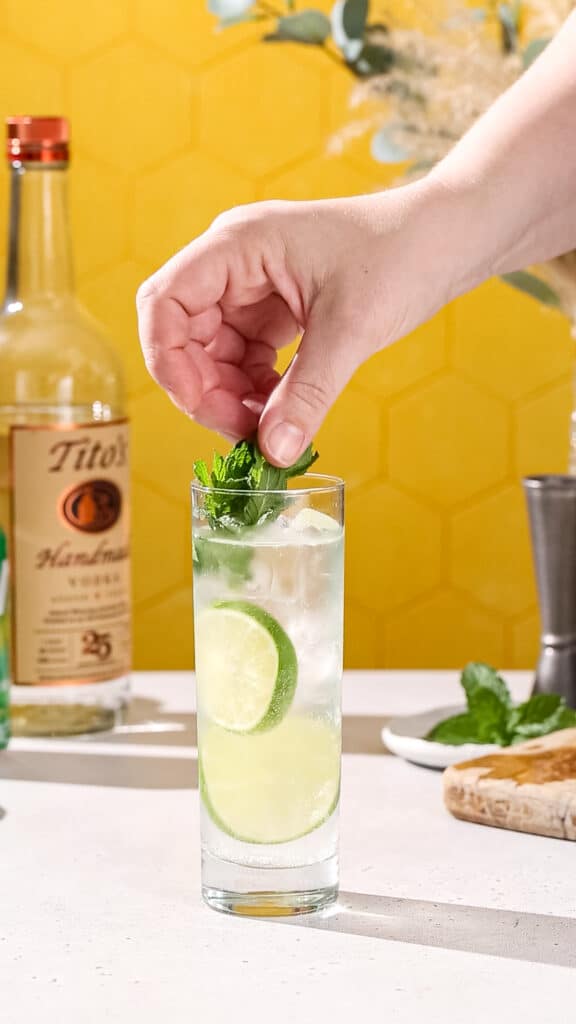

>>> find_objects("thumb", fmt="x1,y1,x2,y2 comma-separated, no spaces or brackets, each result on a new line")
257,305,360,467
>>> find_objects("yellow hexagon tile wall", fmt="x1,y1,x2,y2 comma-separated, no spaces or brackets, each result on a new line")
78,261,153,400
133,587,194,671
132,152,254,271
386,591,505,669
346,483,443,614
511,611,541,668
69,43,193,172
451,280,573,399
69,156,128,279
4,0,129,60
130,390,213,504
200,48,324,176
353,316,446,398
0,3,572,671
136,0,262,67
515,379,572,477
328,64,400,180
451,486,537,616
0,38,63,114
389,374,509,506
132,482,190,605
261,156,376,202
344,601,383,670
316,387,382,491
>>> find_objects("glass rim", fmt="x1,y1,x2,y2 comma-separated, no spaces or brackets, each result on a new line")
191,471,344,498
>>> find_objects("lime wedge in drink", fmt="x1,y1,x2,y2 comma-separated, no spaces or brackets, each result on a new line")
200,716,340,844
195,600,297,733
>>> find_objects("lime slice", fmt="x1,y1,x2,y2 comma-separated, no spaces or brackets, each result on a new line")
291,508,341,533
195,600,297,733
200,716,340,844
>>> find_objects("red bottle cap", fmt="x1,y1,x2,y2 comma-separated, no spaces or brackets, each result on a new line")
6,116,69,163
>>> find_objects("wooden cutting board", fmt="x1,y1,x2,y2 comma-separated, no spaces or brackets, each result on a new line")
443,727,576,840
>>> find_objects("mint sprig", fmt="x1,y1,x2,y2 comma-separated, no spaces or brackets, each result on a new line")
193,440,319,583
426,661,576,747
194,440,319,532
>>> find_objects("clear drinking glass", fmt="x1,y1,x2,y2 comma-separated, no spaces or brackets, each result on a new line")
192,475,344,917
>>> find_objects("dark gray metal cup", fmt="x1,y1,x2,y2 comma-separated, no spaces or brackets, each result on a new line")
524,475,576,706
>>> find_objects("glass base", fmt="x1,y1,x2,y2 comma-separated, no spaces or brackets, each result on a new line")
10,675,129,737
202,849,338,917
203,885,338,917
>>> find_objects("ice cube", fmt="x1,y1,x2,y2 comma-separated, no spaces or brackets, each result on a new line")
290,508,340,534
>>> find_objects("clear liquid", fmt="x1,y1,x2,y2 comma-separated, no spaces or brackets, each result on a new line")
0,403,128,736
193,517,344,915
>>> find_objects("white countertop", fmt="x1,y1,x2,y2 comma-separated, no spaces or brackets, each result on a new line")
2,670,576,1023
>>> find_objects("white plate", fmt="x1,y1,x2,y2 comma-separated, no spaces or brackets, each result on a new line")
382,705,500,769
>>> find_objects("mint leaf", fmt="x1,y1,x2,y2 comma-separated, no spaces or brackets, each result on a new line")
212,451,226,485
193,459,211,488
193,439,320,580
285,444,319,478
192,535,252,584
551,705,576,730
222,441,254,486
507,693,561,730
426,713,481,745
243,450,286,526
459,662,511,743
194,440,319,532
509,696,576,742
429,659,576,748
470,689,510,744
243,489,285,527
461,662,512,710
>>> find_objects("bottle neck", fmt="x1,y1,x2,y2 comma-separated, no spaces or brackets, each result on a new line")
3,161,74,312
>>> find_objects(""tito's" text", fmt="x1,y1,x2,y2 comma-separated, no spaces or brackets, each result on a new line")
48,434,128,473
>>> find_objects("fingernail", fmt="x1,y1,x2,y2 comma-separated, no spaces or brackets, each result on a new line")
266,422,305,466
242,396,266,415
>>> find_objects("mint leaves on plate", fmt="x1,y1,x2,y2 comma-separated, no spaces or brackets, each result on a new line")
426,661,576,746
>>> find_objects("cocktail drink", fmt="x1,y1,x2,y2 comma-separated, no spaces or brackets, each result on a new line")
192,469,344,916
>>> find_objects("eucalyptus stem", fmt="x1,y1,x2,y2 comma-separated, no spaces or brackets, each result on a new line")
321,43,358,75
256,0,286,17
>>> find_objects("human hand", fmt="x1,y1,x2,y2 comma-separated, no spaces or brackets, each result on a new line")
137,181,457,466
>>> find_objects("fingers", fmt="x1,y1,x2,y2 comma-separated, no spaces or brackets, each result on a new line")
136,225,295,424
258,298,361,467
137,236,229,412
154,341,219,415
224,293,297,351
205,324,245,364
193,389,259,439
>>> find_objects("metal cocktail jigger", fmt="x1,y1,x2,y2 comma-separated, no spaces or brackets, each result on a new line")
524,475,576,706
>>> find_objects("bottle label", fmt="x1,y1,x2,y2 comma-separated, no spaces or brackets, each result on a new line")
10,421,131,685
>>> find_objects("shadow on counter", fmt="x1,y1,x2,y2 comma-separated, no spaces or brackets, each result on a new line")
280,889,576,969
0,696,390,790
79,697,391,756
0,747,198,789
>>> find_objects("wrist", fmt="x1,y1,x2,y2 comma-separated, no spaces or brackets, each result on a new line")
412,172,498,301
368,175,491,324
